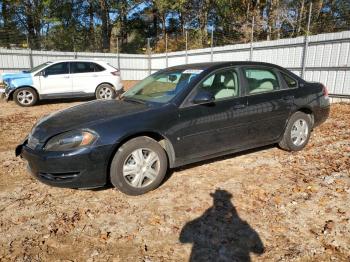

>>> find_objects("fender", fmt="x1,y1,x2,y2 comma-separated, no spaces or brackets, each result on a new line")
109,130,177,169
2,72,37,100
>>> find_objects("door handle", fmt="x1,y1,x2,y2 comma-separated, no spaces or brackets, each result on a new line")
231,104,246,110
63,76,70,79
281,95,293,101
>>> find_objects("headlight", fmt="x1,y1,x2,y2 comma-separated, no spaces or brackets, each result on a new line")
44,130,97,151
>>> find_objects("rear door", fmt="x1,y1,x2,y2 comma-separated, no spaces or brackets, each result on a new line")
242,67,294,145
39,62,72,95
171,67,251,162
70,62,100,94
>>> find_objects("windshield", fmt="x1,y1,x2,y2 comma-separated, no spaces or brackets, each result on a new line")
122,69,203,104
28,62,52,73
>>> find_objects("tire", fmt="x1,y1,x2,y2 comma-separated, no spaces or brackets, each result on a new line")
96,84,116,100
279,111,312,151
110,136,168,195
13,87,38,107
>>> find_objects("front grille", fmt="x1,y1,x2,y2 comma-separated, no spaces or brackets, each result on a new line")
39,172,80,181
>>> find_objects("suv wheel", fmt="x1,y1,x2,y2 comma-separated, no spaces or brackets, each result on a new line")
13,88,38,107
110,136,168,195
96,84,116,100
279,111,312,151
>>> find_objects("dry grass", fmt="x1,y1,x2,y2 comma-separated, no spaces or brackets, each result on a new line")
0,98,349,261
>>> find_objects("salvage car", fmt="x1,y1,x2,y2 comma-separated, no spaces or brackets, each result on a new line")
1,60,123,106
16,62,330,195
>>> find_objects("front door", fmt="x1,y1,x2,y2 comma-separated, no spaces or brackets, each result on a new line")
170,67,251,162
39,62,72,95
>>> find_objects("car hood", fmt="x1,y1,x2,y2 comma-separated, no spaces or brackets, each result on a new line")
31,100,150,142
1,72,33,88
1,72,32,81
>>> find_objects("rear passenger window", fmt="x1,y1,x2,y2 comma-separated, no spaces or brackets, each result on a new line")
281,73,298,88
244,68,279,94
71,62,95,74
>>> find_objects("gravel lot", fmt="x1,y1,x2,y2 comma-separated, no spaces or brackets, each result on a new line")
0,90,349,261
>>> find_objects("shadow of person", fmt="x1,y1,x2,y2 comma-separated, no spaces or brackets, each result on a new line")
180,189,264,262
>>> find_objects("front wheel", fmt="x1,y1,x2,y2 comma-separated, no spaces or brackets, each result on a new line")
13,87,38,107
279,111,312,151
96,84,116,100
110,136,168,195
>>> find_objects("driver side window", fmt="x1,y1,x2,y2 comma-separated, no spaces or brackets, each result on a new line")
199,68,239,100
44,62,69,76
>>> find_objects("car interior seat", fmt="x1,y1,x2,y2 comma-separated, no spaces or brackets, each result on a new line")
214,72,237,99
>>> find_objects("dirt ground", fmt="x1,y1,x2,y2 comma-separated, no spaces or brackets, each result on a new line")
0,87,349,261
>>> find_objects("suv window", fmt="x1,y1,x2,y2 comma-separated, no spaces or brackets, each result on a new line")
44,62,69,76
199,69,239,100
281,73,298,89
71,62,96,74
244,68,279,94
94,63,105,72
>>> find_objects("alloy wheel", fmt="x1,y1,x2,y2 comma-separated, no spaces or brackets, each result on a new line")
98,86,113,99
17,90,34,105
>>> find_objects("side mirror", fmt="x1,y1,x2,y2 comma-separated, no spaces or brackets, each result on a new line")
41,70,47,77
193,90,215,104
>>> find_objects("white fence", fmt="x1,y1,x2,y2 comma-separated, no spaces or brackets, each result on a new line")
0,30,349,96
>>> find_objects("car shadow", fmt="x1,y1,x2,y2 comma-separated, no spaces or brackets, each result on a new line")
36,97,95,105
179,189,265,261
161,144,277,186
86,144,277,192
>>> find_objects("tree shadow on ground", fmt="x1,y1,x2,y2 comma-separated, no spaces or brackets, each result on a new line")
180,189,265,262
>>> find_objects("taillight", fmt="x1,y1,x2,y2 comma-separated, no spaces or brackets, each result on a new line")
322,84,329,98
111,70,120,76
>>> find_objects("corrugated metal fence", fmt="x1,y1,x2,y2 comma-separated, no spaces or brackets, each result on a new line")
0,30,349,96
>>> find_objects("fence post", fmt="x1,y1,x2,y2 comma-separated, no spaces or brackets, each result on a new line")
117,37,120,69
28,48,33,69
185,30,188,64
165,33,168,68
249,17,255,61
210,29,214,62
301,2,312,79
147,38,151,75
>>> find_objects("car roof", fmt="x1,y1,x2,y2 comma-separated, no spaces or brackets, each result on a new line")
49,59,108,64
166,61,286,71
166,61,302,80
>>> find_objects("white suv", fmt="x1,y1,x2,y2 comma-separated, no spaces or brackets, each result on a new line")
1,60,123,106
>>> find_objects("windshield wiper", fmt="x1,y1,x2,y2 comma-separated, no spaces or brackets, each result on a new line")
122,97,146,104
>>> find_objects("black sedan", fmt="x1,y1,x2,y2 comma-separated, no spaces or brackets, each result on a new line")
16,62,330,195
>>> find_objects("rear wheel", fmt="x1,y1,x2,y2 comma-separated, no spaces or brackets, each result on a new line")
279,111,312,151
96,84,116,100
13,87,38,107
110,136,168,195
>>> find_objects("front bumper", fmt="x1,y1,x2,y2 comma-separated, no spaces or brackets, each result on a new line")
17,140,113,188
0,88,5,99
1,82,11,100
